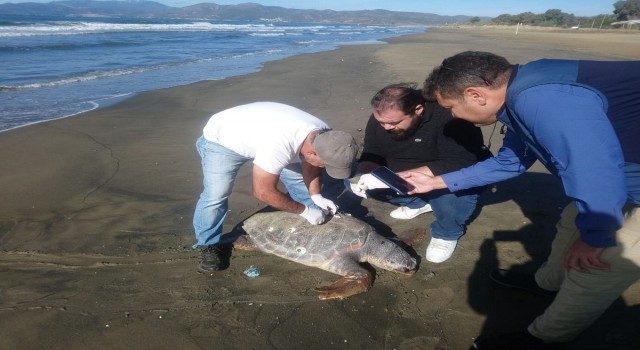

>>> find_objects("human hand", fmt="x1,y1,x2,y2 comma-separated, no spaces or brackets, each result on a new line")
343,175,368,198
350,182,368,198
356,173,388,191
299,206,327,225
398,170,437,194
563,238,608,273
311,194,338,215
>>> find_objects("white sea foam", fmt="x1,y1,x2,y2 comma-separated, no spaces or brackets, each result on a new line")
295,40,329,45
0,93,133,133
0,16,426,132
4,67,149,90
2,47,286,91
249,32,285,36
0,21,334,37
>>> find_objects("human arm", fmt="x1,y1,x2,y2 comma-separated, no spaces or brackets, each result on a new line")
253,165,305,213
515,85,627,268
252,165,326,223
344,116,388,197
300,159,322,196
301,159,338,214
401,127,535,193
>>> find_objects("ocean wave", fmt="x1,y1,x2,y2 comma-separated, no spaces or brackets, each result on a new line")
0,20,334,37
0,19,408,38
295,40,329,45
1,16,427,133
249,32,285,37
1,48,286,91
0,39,137,52
1,68,147,90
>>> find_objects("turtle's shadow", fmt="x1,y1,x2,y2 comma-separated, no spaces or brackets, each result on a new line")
219,206,280,245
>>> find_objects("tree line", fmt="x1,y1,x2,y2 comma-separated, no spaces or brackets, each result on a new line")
469,0,639,28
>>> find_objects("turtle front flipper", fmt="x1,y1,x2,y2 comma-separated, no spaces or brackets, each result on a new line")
313,257,372,300
314,273,373,300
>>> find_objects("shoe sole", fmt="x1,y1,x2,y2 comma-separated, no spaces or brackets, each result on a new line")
390,209,433,220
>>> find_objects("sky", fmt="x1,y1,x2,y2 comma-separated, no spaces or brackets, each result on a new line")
0,0,619,17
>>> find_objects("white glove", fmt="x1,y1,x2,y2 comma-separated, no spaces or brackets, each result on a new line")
345,175,368,198
350,182,368,198
310,194,338,215
356,173,389,191
299,206,327,225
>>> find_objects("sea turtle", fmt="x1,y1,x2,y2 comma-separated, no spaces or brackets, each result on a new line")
233,211,418,300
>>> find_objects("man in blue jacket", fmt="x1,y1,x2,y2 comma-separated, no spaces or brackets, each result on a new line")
401,51,640,348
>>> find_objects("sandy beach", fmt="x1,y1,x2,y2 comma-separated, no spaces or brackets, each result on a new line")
1,26,639,350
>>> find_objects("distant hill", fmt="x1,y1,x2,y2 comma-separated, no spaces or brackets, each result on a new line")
0,0,170,17
0,0,485,25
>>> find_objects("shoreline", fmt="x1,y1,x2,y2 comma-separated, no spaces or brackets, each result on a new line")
5,25,636,135
0,21,426,134
0,92,135,134
0,27,638,350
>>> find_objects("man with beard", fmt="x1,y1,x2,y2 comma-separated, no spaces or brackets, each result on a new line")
348,83,491,262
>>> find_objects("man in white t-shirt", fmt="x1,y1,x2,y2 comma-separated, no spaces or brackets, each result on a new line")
193,102,359,272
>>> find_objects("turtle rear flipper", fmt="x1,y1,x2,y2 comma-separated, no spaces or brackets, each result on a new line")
231,235,260,251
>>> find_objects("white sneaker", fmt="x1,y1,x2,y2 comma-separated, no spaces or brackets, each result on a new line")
389,203,433,219
426,238,457,263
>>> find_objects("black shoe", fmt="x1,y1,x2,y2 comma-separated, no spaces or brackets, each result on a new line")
489,269,558,299
471,330,567,349
198,244,230,273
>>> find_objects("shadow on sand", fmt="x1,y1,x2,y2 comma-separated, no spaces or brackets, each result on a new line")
467,172,640,350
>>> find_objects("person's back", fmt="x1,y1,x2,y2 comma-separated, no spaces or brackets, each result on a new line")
506,59,640,167
202,102,329,174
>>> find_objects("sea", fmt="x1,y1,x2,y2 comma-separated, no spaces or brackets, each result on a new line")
0,15,426,132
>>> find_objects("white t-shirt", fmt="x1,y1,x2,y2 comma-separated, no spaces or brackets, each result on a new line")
202,102,329,175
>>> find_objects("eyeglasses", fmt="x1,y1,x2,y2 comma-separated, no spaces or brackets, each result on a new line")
378,119,407,127
441,65,493,87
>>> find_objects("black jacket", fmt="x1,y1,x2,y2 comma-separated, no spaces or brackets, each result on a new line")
359,102,490,175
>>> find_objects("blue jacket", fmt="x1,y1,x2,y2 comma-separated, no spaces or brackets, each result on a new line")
443,59,640,248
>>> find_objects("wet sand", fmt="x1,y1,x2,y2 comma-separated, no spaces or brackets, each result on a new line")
0,27,638,349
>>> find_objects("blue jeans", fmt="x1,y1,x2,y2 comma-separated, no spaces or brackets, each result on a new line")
424,189,480,241
344,179,481,241
192,136,315,248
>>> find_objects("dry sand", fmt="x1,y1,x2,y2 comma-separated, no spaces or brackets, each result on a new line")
0,27,639,350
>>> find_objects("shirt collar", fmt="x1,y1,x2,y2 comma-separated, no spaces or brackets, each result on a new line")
497,65,519,124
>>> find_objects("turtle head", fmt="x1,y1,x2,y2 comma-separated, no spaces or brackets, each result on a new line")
365,236,417,274
381,251,418,275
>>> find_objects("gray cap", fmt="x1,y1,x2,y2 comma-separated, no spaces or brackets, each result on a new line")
313,130,359,179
